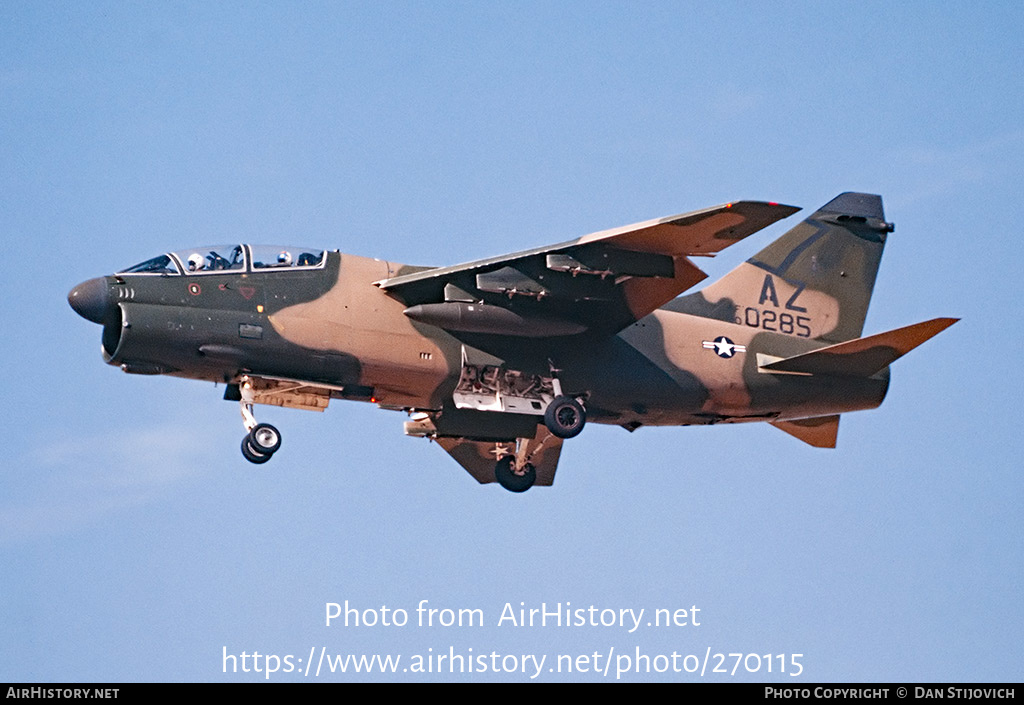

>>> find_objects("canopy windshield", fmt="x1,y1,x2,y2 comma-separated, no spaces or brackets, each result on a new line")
250,245,325,269
174,245,246,273
118,245,325,275
118,253,180,275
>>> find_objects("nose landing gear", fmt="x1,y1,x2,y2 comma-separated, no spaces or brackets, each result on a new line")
238,377,282,464
241,423,281,464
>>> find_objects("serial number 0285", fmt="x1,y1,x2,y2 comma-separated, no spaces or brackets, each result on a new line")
737,307,812,338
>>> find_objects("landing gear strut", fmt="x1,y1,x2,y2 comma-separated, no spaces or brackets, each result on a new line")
238,377,282,464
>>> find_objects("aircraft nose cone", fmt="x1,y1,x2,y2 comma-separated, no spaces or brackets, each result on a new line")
68,277,110,324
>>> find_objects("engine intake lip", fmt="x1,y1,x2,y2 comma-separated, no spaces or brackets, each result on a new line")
101,303,125,362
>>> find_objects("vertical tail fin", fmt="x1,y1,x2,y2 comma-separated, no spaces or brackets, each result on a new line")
670,192,894,343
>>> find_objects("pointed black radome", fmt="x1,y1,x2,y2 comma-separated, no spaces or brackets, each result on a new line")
67,277,111,324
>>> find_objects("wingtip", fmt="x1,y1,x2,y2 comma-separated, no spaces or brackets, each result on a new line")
930,317,960,331
732,199,800,213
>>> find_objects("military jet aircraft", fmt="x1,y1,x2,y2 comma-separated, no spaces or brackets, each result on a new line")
68,192,956,491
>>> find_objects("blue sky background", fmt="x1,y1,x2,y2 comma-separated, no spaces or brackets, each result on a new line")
2,1,1021,682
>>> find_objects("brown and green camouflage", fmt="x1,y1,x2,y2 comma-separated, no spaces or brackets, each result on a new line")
68,192,956,491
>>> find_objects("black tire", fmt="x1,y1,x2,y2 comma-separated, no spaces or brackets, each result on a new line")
241,437,273,464
494,456,536,493
248,423,281,454
544,396,586,439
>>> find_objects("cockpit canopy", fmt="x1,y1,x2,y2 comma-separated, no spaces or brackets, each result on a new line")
118,245,326,275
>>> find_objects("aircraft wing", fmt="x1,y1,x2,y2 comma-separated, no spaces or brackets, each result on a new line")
377,201,798,335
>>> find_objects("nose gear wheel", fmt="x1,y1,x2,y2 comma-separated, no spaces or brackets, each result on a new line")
238,376,283,464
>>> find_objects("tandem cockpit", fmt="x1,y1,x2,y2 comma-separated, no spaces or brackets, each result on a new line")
69,243,336,467
118,244,327,275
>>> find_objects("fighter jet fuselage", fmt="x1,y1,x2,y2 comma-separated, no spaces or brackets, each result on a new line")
68,194,956,491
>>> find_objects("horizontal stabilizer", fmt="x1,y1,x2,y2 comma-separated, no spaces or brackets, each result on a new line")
770,415,840,448
761,318,958,378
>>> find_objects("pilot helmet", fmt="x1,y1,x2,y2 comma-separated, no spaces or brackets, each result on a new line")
187,253,204,271
278,250,292,265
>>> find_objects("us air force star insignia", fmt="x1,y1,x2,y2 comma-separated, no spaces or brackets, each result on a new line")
702,336,746,358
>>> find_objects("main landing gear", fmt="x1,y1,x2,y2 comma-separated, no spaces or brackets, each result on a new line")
543,371,587,439
544,395,586,439
238,377,282,464
452,356,588,441
489,378,587,492
491,426,562,493
494,455,536,493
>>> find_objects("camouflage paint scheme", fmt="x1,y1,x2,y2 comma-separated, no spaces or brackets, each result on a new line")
68,193,957,490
